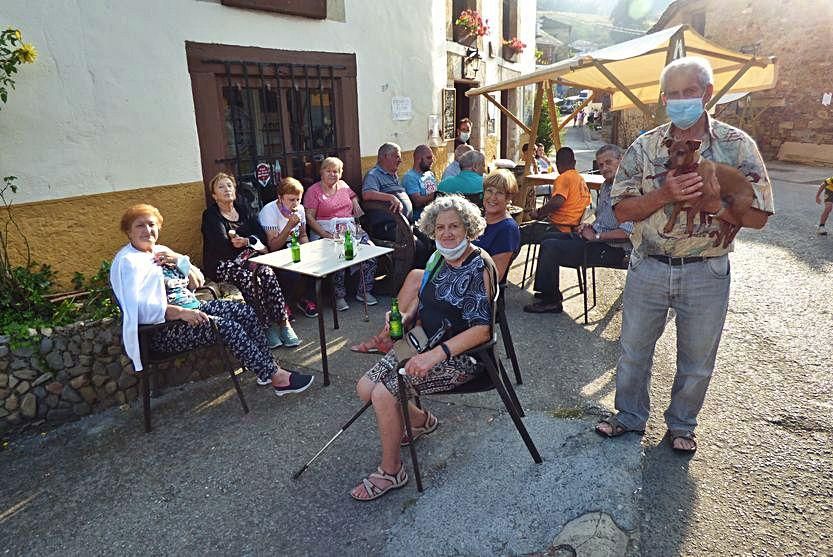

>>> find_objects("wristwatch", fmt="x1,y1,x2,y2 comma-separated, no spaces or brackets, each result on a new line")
594,232,601,241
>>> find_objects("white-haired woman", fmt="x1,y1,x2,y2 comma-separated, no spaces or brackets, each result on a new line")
350,196,495,501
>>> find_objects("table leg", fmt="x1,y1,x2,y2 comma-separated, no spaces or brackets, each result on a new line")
330,275,339,330
315,278,330,386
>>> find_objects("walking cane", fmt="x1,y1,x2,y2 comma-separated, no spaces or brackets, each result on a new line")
292,400,372,480
360,260,369,322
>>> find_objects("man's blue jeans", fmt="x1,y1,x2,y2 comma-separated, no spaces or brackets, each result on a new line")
614,252,731,434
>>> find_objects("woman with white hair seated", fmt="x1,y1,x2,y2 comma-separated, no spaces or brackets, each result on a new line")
350,196,495,501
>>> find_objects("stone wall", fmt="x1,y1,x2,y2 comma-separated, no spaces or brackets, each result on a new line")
0,318,226,436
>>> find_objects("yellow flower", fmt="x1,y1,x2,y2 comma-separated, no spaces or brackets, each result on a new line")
11,29,22,41
17,43,37,64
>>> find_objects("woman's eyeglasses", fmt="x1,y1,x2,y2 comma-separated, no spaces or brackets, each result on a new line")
484,187,507,198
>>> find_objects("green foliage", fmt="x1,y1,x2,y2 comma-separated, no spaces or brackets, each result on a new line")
536,98,565,153
1,27,38,109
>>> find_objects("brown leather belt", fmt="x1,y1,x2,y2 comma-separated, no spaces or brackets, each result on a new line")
648,254,708,266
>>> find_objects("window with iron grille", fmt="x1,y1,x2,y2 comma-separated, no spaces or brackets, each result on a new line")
187,43,360,210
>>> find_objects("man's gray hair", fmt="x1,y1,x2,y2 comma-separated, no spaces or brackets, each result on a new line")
459,150,485,171
660,56,714,92
377,142,401,159
454,143,474,160
416,195,486,240
595,144,623,159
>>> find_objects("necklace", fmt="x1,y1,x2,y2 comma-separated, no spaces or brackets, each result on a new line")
219,204,239,222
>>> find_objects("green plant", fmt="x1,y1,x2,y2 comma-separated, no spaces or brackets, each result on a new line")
1,27,37,107
536,98,564,153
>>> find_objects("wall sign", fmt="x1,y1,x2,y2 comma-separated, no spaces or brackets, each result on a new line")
442,88,456,140
255,162,272,188
392,96,412,120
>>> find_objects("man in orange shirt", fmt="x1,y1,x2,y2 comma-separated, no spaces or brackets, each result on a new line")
529,147,590,230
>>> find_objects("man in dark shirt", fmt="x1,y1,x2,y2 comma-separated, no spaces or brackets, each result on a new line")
362,142,413,240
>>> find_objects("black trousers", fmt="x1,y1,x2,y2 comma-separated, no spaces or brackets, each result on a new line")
533,232,627,300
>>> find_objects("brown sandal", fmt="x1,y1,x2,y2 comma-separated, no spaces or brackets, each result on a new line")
350,333,394,354
669,431,697,453
594,416,643,438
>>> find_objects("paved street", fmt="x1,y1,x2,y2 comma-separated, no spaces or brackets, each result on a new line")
0,129,830,555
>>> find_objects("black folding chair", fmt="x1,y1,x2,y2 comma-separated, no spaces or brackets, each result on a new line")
577,241,630,324
397,255,542,493
114,285,249,432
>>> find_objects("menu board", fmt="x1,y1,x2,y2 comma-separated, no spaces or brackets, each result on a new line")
442,88,456,141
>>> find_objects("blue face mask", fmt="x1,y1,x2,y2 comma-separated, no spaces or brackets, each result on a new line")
665,97,705,129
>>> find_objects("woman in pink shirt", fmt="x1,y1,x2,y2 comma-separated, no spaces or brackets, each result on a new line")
305,157,377,312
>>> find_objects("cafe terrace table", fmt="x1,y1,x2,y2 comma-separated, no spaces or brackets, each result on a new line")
524,172,606,190
251,239,393,386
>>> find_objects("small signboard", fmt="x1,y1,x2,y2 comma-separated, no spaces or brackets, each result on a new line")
255,162,272,188
392,96,413,120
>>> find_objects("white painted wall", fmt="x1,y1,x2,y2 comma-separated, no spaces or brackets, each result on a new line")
0,0,456,204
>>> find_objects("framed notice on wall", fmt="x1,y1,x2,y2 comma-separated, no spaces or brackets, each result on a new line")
441,88,456,141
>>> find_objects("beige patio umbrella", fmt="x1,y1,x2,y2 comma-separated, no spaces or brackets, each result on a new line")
468,24,777,163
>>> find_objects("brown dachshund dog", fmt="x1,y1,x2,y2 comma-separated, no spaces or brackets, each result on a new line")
662,138,757,248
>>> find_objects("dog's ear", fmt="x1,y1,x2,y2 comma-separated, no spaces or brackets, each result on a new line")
663,137,674,149
686,139,702,152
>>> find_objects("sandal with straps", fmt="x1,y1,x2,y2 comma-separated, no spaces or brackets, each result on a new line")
401,410,439,447
350,464,408,501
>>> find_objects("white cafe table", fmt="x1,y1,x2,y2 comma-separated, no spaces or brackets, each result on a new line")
250,239,393,386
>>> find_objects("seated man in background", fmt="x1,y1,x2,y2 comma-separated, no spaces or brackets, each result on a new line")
362,142,413,240
441,144,474,180
402,144,437,221
528,147,590,232
524,144,632,314
438,150,486,206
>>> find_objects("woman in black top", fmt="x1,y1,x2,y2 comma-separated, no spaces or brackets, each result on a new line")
350,196,495,501
201,172,299,349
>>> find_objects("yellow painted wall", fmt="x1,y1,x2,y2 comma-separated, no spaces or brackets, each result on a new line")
358,146,451,185
2,181,205,288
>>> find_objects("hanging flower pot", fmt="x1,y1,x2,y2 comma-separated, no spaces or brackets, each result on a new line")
502,45,519,62
454,9,488,47
502,37,526,62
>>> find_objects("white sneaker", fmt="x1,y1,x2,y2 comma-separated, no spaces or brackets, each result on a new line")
818,225,828,236
356,292,378,306
335,297,350,312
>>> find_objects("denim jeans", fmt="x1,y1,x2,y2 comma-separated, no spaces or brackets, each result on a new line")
614,252,731,434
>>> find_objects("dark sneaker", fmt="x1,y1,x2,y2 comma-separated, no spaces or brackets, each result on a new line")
274,372,314,397
523,300,563,314
297,299,319,318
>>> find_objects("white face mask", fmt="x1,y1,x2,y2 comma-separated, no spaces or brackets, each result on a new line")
435,238,469,261
459,131,471,142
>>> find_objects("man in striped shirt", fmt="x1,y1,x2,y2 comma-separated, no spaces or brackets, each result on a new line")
524,144,632,314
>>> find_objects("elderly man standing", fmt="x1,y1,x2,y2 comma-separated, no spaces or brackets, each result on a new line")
595,56,774,453
524,144,632,314
402,144,437,221
362,142,413,240
441,144,475,180
438,150,485,198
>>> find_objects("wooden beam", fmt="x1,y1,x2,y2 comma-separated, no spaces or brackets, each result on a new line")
705,59,756,111
524,84,544,175
685,47,768,67
545,81,562,150
482,93,531,134
592,60,653,118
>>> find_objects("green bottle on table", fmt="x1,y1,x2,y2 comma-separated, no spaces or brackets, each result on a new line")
389,298,403,340
290,231,301,263
343,229,354,260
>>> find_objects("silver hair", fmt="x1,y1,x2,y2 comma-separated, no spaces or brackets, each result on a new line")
595,144,623,159
660,56,714,92
454,143,474,160
459,150,485,171
416,195,486,240
377,142,401,159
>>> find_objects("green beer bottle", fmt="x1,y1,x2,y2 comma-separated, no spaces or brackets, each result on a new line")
389,298,403,340
290,231,301,263
343,229,354,260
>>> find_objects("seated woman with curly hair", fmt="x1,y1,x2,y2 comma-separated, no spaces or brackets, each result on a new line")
111,204,313,397
201,172,300,349
350,196,495,501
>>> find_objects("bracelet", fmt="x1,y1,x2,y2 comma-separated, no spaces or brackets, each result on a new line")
439,342,452,361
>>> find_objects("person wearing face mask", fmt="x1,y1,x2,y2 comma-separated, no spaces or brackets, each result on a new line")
350,196,494,501
453,117,472,149
594,56,775,454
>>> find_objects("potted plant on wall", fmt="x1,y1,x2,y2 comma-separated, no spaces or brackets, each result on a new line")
502,37,526,62
454,9,489,46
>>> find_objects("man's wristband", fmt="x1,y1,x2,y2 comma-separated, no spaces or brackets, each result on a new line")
439,342,452,361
